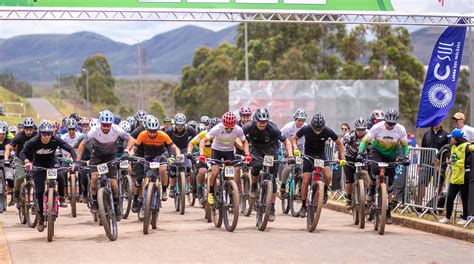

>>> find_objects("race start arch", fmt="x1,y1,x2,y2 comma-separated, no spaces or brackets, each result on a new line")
0,0,473,26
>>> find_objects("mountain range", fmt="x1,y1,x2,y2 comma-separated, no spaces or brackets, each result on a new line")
0,25,471,82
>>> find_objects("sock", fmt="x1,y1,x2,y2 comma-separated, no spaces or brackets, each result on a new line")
162,185,167,192
251,183,257,190
346,194,352,200
324,185,328,193
197,183,204,189
280,183,286,189
302,200,306,207
209,187,214,194
271,203,275,211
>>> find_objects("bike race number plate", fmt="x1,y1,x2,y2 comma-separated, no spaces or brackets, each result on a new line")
97,163,109,175
295,157,303,165
149,162,160,169
224,166,234,178
263,155,274,167
314,159,325,168
355,162,363,167
46,169,58,180
378,162,389,168
119,160,129,169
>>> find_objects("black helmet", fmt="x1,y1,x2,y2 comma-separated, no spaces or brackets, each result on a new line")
311,113,325,130
254,108,270,122
354,117,368,130
209,117,221,129
69,113,80,121
384,108,399,124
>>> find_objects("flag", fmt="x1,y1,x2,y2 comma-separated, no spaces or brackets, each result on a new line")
416,21,467,128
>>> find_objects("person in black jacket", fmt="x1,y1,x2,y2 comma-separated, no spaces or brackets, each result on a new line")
20,121,77,232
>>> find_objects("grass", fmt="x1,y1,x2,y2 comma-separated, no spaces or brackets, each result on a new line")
0,86,38,125
45,96,86,118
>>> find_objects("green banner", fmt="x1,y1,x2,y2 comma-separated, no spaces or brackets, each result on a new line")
0,0,397,12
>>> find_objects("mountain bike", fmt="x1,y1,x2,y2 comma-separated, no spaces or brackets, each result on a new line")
208,158,241,232
186,155,197,207
346,161,367,229
118,159,133,220
169,155,186,215
280,156,303,217
17,165,39,228
0,158,9,213
239,157,252,217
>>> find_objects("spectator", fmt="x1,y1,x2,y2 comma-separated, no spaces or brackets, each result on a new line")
438,128,470,225
407,133,417,147
340,123,350,137
452,112,474,141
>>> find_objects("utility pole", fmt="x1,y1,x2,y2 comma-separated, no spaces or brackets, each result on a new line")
137,40,144,110
82,68,90,117
244,22,249,81
469,24,474,125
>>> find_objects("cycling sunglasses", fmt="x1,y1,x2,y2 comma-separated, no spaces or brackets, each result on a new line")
101,124,112,129
40,132,52,137
386,122,397,128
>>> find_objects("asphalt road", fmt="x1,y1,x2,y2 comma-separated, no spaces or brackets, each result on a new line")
1,198,473,263
26,98,63,121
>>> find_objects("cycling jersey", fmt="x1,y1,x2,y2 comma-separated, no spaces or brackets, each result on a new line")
60,132,84,147
359,121,409,159
135,130,173,158
74,136,92,161
0,138,11,158
281,121,307,150
206,123,245,152
165,125,197,150
191,130,212,158
343,130,367,159
296,125,338,157
20,135,77,167
9,130,38,154
243,121,286,155
83,124,130,157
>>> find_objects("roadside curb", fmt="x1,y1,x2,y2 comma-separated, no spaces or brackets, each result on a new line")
0,221,12,264
325,201,474,243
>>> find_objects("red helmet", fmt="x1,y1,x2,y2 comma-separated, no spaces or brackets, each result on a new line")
222,111,237,128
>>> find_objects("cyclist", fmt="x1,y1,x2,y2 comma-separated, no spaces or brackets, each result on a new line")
80,118,91,134
356,108,409,224
237,107,252,127
292,113,346,217
200,116,211,130
126,116,137,131
4,117,37,206
244,108,294,222
20,121,77,232
367,109,385,129
116,121,132,158
342,117,370,210
114,115,121,125
8,126,17,137
131,116,181,213
165,113,197,198
0,123,13,208
200,112,250,205
76,110,135,221
188,120,198,130
161,117,172,131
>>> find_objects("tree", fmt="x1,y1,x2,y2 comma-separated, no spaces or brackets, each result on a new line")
77,54,119,107
447,69,470,128
0,73,33,97
150,101,167,120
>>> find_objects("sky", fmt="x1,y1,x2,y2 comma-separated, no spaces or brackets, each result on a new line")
0,20,425,44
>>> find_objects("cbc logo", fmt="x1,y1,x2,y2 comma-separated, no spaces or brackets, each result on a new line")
428,83,452,109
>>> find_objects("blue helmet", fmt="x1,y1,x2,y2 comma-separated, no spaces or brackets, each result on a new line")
113,115,121,125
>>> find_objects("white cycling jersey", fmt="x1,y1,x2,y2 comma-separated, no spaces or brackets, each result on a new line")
281,121,307,151
206,123,245,152
61,132,83,157
83,124,130,157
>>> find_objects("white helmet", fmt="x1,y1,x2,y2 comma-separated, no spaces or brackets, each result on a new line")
90,119,99,128
293,108,307,120
66,118,77,129
99,110,114,124
174,113,186,125
119,121,132,133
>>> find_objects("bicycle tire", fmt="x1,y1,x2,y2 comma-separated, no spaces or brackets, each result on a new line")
121,175,133,219
257,180,272,231
223,180,239,232
47,188,55,242
240,172,251,216
377,183,387,235
357,179,366,229
352,182,359,226
18,182,27,224
98,188,118,241
212,181,222,228
179,172,186,215
307,181,324,232
70,173,77,218
143,183,154,235
187,175,196,207
151,183,160,230
290,178,301,217
280,167,291,214
26,184,38,228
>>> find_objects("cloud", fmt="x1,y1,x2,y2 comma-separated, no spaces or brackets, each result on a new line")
0,21,236,44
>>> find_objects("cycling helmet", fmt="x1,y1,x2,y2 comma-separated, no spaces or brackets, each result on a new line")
90,119,99,128
80,117,90,125
384,108,399,124
119,120,132,133
135,110,147,122
293,108,307,120
188,120,198,129
200,115,211,125
113,115,121,125
66,118,77,129
354,117,368,130
239,107,252,117
126,116,136,126
69,113,80,121
0,123,7,134
254,108,270,122
311,113,325,130
210,117,220,129
17,122,23,129
222,112,237,128
23,117,35,128
196,123,206,133
145,116,160,131
174,113,186,125
371,109,385,122
163,117,172,123
8,125,17,133
38,120,54,133
143,114,155,128
99,110,114,125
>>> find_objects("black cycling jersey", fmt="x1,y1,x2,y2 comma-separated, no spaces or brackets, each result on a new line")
0,138,11,158
165,125,197,150
243,121,286,155
74,135,93,161
19,135,77,167
296,125,338,157
131,125,145,139
9,130,38,154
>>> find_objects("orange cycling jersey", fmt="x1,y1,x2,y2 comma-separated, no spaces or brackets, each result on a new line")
136,130,173,158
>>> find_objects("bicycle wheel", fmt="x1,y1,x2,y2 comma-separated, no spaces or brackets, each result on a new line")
280,167,290,214
143,183,155,235
18,182,27,224
70,172,77,218
240,172,251,216
178,172,186,215
223,180,239,232
186,175,196,207
151,183,160,230
212,181,222,228
98,188,118,241
26,184,39,228
375,183,387,235
357,179,366,229
0,177,5,212
47,188,55,242
307,181,324,232
256,180,272,231
352,182,359,226
121,175,133,219
290,178,301,217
